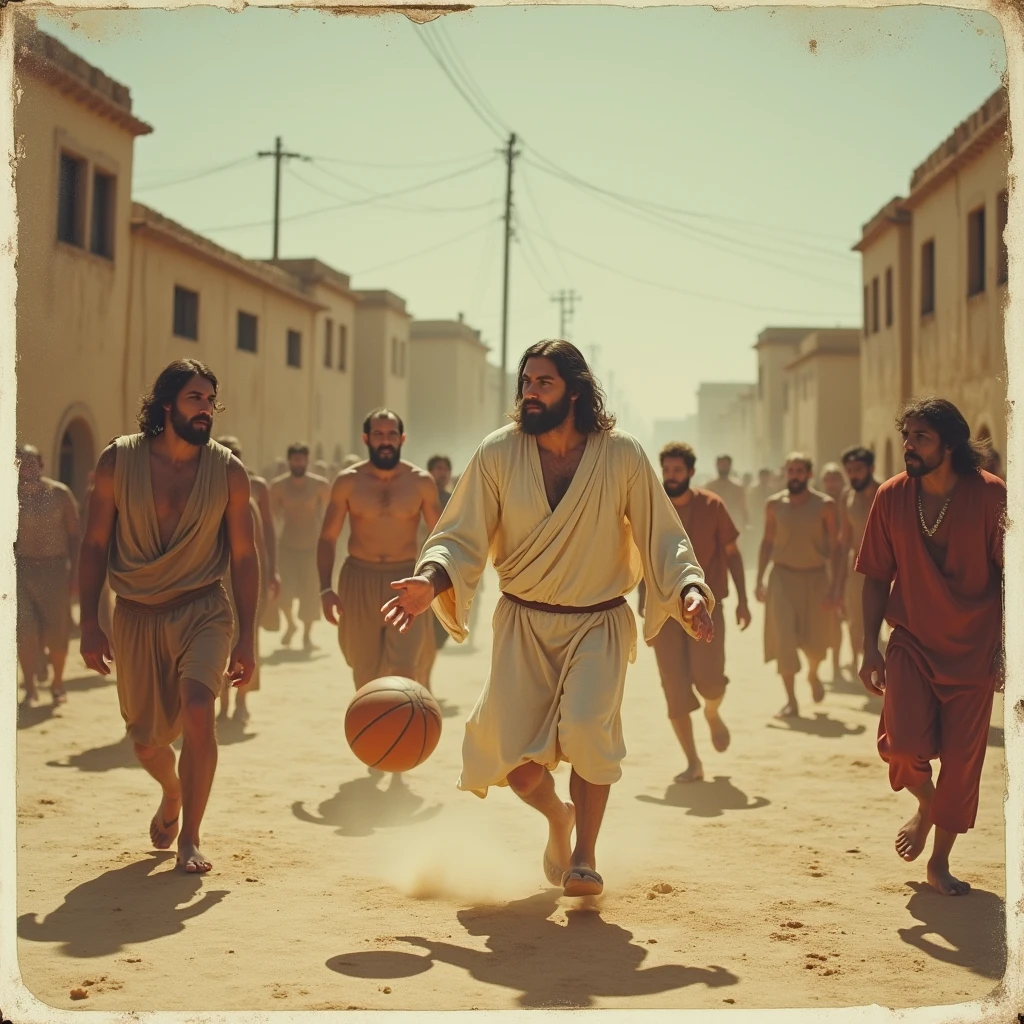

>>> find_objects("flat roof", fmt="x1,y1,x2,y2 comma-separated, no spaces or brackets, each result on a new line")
852,197,910,253
132,203,325,310
15,20,152,138
267,258,354,300
353,289,410,317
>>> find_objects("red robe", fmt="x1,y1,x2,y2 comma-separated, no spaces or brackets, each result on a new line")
855,469,1004,833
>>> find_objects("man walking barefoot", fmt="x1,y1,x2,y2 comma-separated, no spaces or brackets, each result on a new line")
382,341,714,898
639,442,751,783
79,359,258,872
857,399,1004,896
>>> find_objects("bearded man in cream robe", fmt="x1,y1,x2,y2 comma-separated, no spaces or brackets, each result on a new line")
383,340,714,898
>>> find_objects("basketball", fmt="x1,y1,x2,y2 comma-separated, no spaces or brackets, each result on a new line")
344,676,442,773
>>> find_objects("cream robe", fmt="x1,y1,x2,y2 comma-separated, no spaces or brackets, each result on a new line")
417,426,713,796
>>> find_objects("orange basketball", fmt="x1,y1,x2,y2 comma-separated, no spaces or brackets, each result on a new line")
344,676,442,773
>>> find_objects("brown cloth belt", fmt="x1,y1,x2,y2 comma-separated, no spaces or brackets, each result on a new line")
115,580,224,616
502,592,627,615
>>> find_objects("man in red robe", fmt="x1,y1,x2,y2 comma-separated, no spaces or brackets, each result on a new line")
857,398,1004,896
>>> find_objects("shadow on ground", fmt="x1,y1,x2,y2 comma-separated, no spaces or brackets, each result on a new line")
898,882,1005,979
766,713,867,739
261,647,331,667
17,674,115,730
327,891,738,1007
635,776,770,818
18,852,228,958
292,772,443,837
824,669,883,715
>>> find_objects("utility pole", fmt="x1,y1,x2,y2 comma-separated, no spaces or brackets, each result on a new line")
588,344,602,376
499,132,520,428
550,289,582,340
257,136,310,261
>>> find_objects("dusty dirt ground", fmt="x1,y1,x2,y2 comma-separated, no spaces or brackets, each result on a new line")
15,568,1005,1012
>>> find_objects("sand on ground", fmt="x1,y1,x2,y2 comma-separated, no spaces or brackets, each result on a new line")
14,568,1005,1012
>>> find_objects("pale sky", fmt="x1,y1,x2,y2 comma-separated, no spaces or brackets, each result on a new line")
36,5,1006,436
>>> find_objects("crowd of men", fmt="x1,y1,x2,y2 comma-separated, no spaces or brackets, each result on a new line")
14,350,1005,899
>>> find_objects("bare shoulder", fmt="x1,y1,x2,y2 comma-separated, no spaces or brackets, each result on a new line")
96,442,118,479
226,456,252,489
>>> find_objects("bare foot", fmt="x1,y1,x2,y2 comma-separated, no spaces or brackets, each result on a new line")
51,684,67,706
808,673,825,703
926,859,970,896
177,840,212,873
895,808,933,862
303,633,315,652
233,703,250,725
543,802,575,886
673,764,704,783
281,625,296,648
21,688,39,707
150,795,181,850
562,865,603,897
774,701,799,720
704,709,730,753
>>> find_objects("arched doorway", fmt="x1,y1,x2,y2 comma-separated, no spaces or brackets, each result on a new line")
884,439,894,480
57,418,95,502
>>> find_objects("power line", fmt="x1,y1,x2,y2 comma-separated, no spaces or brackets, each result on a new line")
134,156,257,192
413,27,506,142
308,150,493,170
520,223,855,319
430,23,513,138
350,217,501,276
291,165,501,215
551,288,582,339
200,157,497,234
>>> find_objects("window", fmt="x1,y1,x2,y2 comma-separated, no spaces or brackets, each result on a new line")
338,324,348,371
324,319,333,368
237,311,258,353
90,171,115,259
921,240,935,316
57,153,85,246
968,207,986,296
884,267,893,328
173,286,199,340
286,329,302,368
863,286,870,337
399,340,407,378
997,190,1009,286
871,276,879,334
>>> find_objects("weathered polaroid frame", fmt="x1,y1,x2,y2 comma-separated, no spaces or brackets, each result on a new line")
0,0,1020,1021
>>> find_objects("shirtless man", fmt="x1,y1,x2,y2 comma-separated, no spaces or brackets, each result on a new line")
840,446,880,667
820,461,849,677
639,442,751,783
755,453,843,719
216,436,276,723
857,399,1004,895
79,358,258,873
16,445,79,706
704,454,749,540
318,410,442,689
270,443,330,650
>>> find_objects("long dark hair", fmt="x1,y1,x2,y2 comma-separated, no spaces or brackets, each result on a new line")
138,359,223,438
896,397,989,475
514,339,615,434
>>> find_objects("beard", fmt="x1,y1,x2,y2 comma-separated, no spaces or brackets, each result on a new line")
905,453,940,478
518,391,572,436
290,465,307,477
663,479,691,498
170,406,211,446
850,475,874,492
787,478,808,495
368,444,401,470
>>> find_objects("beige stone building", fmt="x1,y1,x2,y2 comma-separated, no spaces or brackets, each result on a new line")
14,22,151,498
780,329,862,472
406,316,493,473
855,88,1008,474
14,22,365,494
696,381,753,470
751,327,810,472
350,290,411,449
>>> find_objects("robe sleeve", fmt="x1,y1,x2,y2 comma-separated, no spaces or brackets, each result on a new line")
624,442,714,643
415,445,501,643
854,488,896,583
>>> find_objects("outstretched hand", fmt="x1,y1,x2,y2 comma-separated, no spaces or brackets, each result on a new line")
682,588,714,643
382,576,435,634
